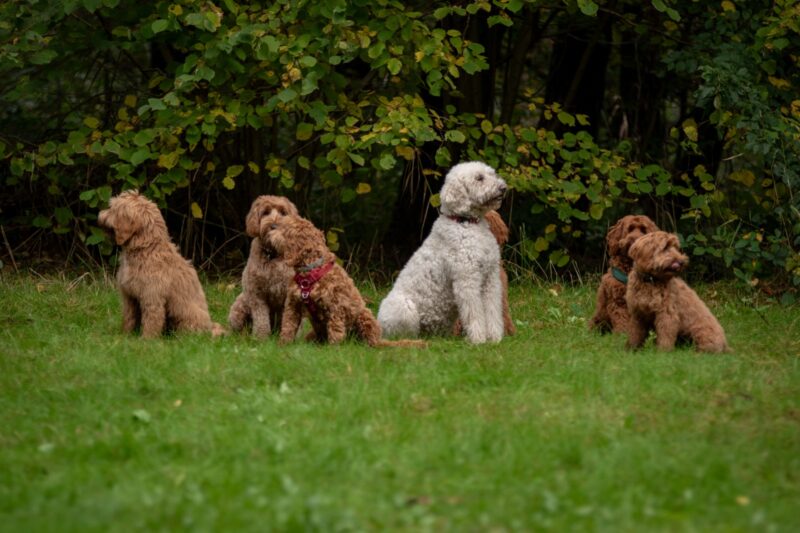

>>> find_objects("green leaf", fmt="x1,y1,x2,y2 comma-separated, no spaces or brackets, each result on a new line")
577,0,599,16
435,147,451,167
387,58,402,75
226,165,244,178
557,111,575,127
32,215,51,228
130,148,151,166
29,49,57,65
445,130,466,143
378,152,396,170
296,122,313,141
151,19,169,34
481,120,493,135
277,88,297,103
589,204,604,220
222,177,235,190
54,207,73,225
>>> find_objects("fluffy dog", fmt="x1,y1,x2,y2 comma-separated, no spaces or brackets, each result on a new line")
377,161,508,344
228,195,298,337
98,191,225,338
625,231,728,353
589,214,659,334
454,210,515,336
266,215,425,348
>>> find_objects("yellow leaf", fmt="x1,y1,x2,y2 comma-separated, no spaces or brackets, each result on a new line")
206,161,216,173
682,118,698,142
157,151,179,169
735,496,750,506
222,177,235,190
395,145,415,160
429,193,441,208
534,237,549,252
117,108,129,121
248,161,260,173
729,169,755,186
356,182,371,194
168,4,182,16
124,94,137,107
191,202,203,219
768,76,790,90
721,0,736,12
791,100,800,117
83,116,100,129
415,51,424,62
545,224,556,234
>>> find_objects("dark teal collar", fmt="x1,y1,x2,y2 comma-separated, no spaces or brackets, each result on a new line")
611,267,628,284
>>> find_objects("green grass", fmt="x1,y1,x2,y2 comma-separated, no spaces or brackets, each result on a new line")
1,274,798,532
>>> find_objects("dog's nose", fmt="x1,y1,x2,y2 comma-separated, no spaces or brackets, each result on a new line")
499,183,508,195
270,224,278,230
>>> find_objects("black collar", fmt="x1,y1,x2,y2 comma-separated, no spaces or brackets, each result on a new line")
447,214,480,224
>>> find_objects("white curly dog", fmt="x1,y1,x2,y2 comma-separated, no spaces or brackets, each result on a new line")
378,161,508,344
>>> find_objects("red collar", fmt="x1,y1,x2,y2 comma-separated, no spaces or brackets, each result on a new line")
447,214,480,224
294,261,334,317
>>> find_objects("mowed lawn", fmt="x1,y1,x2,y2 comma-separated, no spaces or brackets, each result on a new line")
0,274,798,531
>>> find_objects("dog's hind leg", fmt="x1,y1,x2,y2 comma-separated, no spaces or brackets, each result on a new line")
377,294,420,338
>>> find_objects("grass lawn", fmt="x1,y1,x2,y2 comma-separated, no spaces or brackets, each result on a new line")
1,273,798,531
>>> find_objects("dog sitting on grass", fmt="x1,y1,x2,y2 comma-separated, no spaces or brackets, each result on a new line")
98,191,225,338
228,195,298,337
589,214,659,334
265,215,425,348
625,231,728,353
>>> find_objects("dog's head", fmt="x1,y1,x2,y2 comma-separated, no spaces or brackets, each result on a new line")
97,190,169,248
607,214,659,264
264,215,333,268
628,231,688,280
439,162,508,218
245,195,299,239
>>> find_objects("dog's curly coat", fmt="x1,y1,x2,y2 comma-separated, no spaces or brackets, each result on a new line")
228,195,298,337
589,214,659,334
266,215,425,348
454,210,515,336
625,231,728,352
98,191,225,338
377,161,508,344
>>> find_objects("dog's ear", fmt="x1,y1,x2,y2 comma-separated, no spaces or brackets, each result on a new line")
642,216,659,234
283,198,299,217
606,219,625,257
245,198,263,237
439,179,470,216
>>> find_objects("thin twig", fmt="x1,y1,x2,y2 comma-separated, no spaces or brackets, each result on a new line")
0,225,18,273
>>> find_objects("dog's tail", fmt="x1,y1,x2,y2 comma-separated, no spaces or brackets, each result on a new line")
372,338,429,349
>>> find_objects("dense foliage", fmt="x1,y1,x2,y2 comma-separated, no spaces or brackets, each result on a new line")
1,0,798,291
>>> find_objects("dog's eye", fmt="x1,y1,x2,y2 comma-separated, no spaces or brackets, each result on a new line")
270,223,278,230
476,174,484,182
278,208,286,215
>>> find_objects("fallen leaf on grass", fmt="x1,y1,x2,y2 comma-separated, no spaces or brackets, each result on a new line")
132,409,151,423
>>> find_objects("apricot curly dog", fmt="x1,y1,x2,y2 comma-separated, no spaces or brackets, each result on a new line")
98,191,225,338
228,195,298,337
265,215,425,348
626,231,728,353
589,214,659,334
